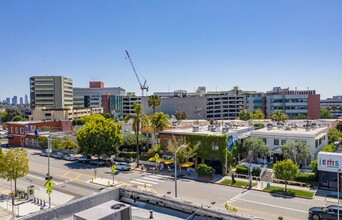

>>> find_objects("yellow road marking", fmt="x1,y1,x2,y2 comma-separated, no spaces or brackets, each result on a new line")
63,171,71,177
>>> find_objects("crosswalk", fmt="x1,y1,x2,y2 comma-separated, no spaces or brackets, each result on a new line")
129,173,173,187
225,190,250,204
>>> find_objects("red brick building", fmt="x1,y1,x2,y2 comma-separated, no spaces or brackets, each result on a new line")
6,121,72,148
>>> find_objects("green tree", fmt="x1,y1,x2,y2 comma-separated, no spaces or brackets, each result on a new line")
252,109,265,120
61,137,78,153
37,136,48,149
310,159,318,178
320,108,333,119
124,103,149,167
238,109,252,121
11,115,27,121
72,118,85,126
1,148,29,196
166,136,199,174
51,138,63,151
280,140,311,165
77,114,123,158
295,114,308,120
336,121,342,132
148,95,161,114
243,137,270,161
0,147,5,177
328,128,342,143
100,112,114,119
122,133,147,146
270,110,288,124
273,159,298,192
174,111,187,121
150,112,170,132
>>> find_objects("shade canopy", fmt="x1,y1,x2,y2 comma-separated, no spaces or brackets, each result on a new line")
148,157,165,162
163,160,175,165
181,162,194,168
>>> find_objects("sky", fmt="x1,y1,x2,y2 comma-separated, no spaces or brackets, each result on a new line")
0,0,341,100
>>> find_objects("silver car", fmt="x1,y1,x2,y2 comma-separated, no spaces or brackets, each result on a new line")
115,162,131,171
64,154,78,161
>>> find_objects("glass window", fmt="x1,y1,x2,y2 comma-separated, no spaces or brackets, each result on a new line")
281,140,286,145
274,139,279,145
11,127,14,133
20,128,24,134
315,140,318,148
15,127,18,134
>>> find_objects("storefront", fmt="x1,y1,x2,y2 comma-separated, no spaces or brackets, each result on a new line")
318,152,342,191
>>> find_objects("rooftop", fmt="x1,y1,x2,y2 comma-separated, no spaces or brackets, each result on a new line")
160,125,253,136
250,126,328,138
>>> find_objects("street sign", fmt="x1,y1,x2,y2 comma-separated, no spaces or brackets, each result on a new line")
111,165,116,174
44,180,55,189
46,189,53,194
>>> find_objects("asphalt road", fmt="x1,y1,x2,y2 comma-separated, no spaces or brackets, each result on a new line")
0,146,330,220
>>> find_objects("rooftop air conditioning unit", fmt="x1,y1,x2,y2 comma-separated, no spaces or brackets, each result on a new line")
222,127,228,133
192,126,199,132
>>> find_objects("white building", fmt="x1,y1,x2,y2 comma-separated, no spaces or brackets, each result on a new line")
250,125,328,161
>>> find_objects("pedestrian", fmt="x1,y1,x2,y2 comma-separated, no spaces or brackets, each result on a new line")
187,167,190,175
141,164,144,172
232,172,236,184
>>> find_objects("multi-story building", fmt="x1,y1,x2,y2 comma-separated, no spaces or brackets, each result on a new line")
12,96,18,105
6,120,72,147
30,76,73,109
73,81,125,114
6,97,10,105
25,94,28,104
123,95,142,116
247,87,321,119
321,95,342,118
29,107,97,121
20,97,23,105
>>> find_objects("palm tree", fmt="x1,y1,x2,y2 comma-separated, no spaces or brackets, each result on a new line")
150,112,171,144
270,110,288,124
124,103,149,167
148,95,161,114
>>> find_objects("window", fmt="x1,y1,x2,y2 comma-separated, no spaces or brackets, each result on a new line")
315,140,319,148
11,127,14,133
274,139,279,145
163,138,170,147
281,140,286,145
20,128,24,134
15,127,18,134
263,139,266,144
319,138,322,145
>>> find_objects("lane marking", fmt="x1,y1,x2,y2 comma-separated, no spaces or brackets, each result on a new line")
63,171,71,177
130,181,152,187
27,174,62,185
142,177,164,182
236,198,307,213
135,179,159,185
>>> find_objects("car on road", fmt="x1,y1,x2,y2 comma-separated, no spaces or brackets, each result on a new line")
40,150,51,157
64,154,78,161
0,131,8,138
115,162,131,171
309,205,342,220
77,155,92,163
89,159,106,166
51,152,65,159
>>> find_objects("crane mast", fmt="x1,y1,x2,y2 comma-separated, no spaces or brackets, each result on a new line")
125,50,149,96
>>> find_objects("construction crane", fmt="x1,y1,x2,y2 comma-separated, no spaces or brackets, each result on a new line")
125,50,149,96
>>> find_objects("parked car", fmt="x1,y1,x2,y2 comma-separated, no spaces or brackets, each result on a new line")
64,154,78,161
89,159,106,166
115,162,131,171
40,150,51,157
0,131,8,138
309,205,342,220
77,155,92,163
51,152,65,159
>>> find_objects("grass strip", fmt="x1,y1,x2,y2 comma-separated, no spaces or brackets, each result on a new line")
263,185,314,198
220,179,257,188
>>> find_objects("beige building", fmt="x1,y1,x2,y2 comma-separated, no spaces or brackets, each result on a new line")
29,107,103,121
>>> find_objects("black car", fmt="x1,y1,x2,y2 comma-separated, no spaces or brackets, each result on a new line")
309,205,342,220
89,159,106,166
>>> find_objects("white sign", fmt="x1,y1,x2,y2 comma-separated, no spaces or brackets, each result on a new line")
318,152,342,172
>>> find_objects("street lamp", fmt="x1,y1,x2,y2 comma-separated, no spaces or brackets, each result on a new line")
248,150,253,189
175,144,188,198
338,168,341,220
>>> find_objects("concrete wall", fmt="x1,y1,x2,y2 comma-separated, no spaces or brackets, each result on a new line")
21,188,120,220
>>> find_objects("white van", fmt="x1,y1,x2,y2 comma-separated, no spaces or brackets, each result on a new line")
0,131,8,138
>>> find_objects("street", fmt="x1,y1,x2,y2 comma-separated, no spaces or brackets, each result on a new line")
0,146,329,219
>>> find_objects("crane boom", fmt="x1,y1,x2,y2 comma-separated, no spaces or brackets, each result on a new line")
125,50,149,96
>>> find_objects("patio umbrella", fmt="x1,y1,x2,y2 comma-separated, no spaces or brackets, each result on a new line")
181,162,194,168
163,160,175,165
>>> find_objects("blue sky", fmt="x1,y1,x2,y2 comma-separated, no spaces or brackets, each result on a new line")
0,0,341,100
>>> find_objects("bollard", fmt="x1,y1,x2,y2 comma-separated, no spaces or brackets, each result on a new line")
118,178,120,183
278,217,283,220
33,197,36,203
149,210,153,219
144,183,147,189
108,181,110,187
39,199,42,206
43,200,46,206
92,177,94,182
101,175,103,179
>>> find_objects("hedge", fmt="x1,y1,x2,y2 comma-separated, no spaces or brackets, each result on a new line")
197,163,214,177
236,165,261,176
118,152,137,159
295,173,315,184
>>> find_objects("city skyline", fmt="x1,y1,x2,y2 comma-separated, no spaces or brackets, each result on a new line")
0,1,341,99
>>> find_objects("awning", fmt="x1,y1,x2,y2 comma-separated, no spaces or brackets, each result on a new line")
181,162,194,168
164,160,174,165
148,157,165,162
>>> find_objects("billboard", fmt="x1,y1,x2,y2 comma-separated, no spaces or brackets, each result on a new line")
318,152,342,172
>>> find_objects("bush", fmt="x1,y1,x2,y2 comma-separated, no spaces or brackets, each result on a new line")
118,152,137,159
139,154,152,161
236,165,248,175
236,165,261,176
196,163,214,177
295,173,315,184
253,123,265,129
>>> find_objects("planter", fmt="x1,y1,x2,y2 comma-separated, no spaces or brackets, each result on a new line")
198,175,213,181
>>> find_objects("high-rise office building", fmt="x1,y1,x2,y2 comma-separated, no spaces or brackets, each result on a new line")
6,98,10,104
24,94,28,104
30,76,73,109
20,97,23,105
12,96,18,105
